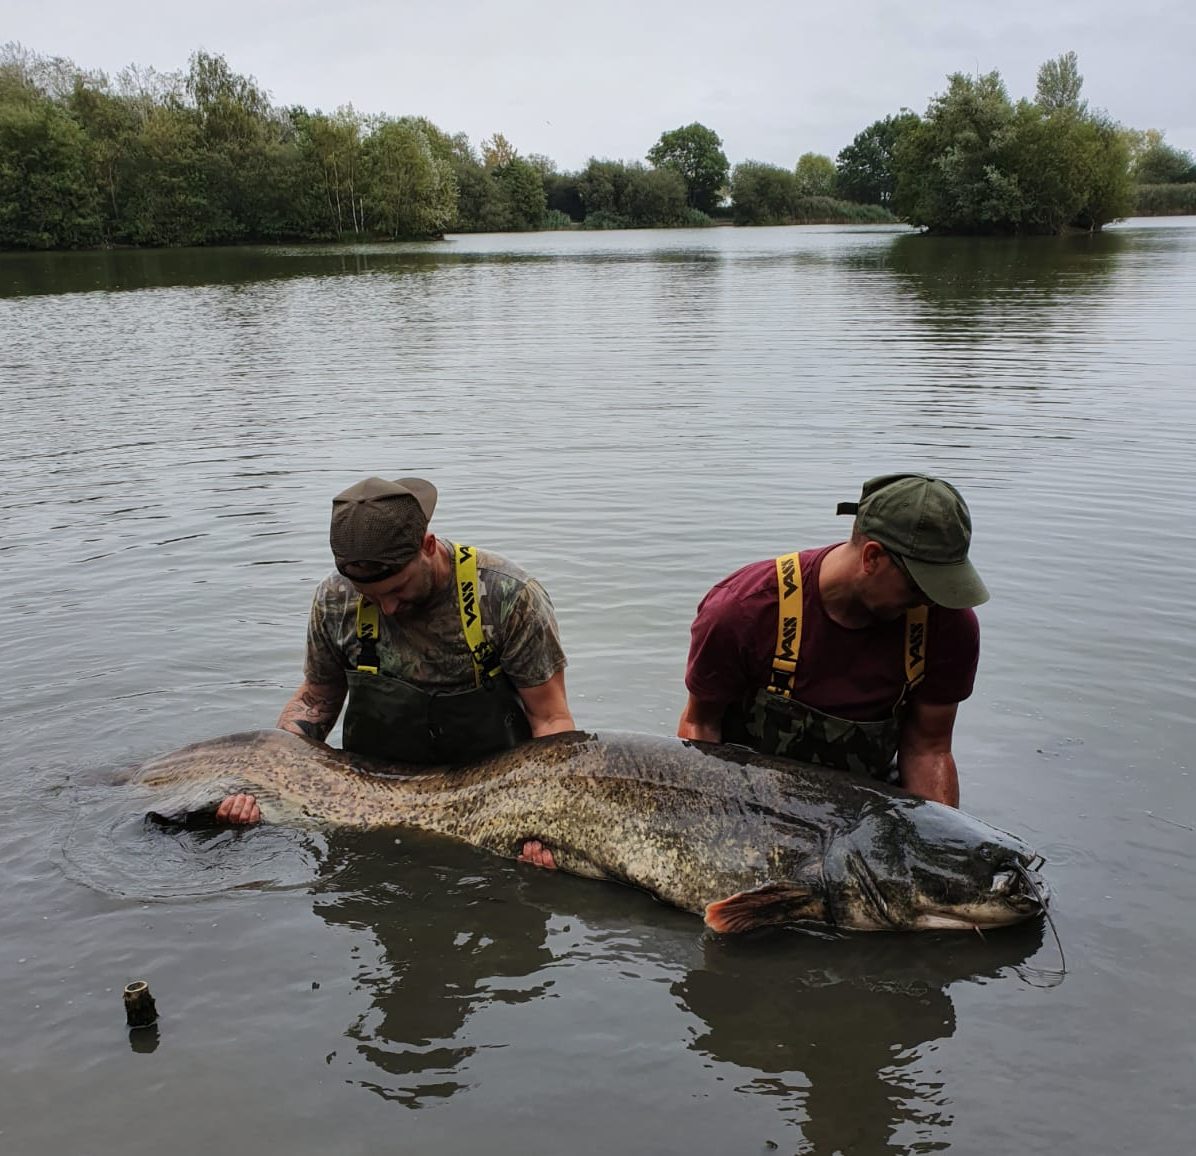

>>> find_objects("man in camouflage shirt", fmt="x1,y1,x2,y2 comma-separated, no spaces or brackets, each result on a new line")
677,475,988,807
219,476,574,836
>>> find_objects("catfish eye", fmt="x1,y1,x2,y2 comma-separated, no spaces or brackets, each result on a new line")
978,846,994,862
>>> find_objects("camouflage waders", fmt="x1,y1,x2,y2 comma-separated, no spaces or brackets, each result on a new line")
728,551,927,782
342,543,532,765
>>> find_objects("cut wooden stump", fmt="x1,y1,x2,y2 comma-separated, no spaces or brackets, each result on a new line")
123,980,158,1028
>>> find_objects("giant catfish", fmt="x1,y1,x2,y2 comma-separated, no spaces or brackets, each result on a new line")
128,728,1049,934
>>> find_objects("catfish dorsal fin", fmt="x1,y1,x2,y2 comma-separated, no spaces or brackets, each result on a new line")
704,882,824,934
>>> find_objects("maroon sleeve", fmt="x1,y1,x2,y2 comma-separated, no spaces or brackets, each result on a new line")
919,608,980,705
684,563,775,706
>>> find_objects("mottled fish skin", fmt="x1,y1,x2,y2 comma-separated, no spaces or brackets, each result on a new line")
129,729,1049,933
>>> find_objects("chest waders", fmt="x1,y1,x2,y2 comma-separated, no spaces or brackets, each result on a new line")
341,543,532,764
727,551,928,780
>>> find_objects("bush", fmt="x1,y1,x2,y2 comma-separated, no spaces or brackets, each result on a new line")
1133,183,1196,215
581,209,631,230
790,196,896,223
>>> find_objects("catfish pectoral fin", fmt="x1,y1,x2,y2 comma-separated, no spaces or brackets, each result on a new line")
704,882,825,934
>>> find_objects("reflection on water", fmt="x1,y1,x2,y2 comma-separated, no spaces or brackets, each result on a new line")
681,926,1043,1155
880,231,1129,313
312,830,555,1107
2,220,1194,1155
312,826,1042,1148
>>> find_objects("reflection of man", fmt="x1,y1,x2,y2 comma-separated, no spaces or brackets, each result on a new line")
675,928,1041,1155
311,828,555,1108
219,476,575,825
678,474,988,806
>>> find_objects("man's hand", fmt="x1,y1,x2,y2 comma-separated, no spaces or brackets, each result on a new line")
518,840,556,870
215,793,261,825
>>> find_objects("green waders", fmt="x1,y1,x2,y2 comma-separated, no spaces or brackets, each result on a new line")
341,543,532,765
726,551,927,781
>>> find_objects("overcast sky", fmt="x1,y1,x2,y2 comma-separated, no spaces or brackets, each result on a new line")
4,0,1192,170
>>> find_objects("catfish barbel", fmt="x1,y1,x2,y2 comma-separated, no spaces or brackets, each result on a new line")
129,728,1049,934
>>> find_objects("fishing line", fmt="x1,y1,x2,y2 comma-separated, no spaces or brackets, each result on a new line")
1015,861,1067,982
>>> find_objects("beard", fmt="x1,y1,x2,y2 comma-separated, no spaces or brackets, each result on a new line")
384,566,442,619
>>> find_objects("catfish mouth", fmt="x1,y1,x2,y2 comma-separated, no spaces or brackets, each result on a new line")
915,859,1051,930
836,845,1051,932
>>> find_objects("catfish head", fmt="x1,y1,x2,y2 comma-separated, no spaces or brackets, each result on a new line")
821,797,1049,932
702,796,1049,935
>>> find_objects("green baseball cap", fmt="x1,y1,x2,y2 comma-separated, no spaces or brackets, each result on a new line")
836,473,990,609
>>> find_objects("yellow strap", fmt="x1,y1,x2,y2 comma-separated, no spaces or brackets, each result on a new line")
904,605,928,690
355,599,380,675
770,550,927,703
453,542,501,686
770,552,803,698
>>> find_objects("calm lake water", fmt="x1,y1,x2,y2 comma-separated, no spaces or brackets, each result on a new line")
1,220,1193,1155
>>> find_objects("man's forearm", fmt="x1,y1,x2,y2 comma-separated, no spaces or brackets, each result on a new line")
517,671,575,738
677,694,724,743
277,680,346,742
898,750,960,808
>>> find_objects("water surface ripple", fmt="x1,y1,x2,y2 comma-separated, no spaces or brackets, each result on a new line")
1,221,1193,1155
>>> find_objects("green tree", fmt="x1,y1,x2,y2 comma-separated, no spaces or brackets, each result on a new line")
729,161,799,225
185,51,272,146
494,156,546,230
120,102,213,245
893,71,1021,232
481,131,516,169
835,112,919,205
1035,51,1086,114
361,117,456,238
577,158,632,222
893,60,1132,234
794,152,836,197
60,78,134,240
294,106,366,235
0,92,102,247
647,122,728,213
622,163,688,226
1070,114,1134,230
1131,130,1196,184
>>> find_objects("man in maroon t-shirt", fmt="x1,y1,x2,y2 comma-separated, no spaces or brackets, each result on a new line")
678,474,989,807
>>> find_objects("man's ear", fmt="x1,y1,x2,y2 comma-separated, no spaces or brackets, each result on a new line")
860,539,891,576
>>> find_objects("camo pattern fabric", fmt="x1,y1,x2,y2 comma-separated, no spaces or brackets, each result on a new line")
304,540,566,691
741,689,901,782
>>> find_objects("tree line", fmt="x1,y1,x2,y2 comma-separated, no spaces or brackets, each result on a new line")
0,44,1191,249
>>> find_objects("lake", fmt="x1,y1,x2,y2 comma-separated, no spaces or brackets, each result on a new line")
0,220,1192,1154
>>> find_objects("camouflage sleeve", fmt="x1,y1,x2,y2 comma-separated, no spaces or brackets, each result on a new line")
491,578,567,688
303,580,351,684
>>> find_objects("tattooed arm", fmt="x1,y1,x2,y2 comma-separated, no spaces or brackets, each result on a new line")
276,676,348,743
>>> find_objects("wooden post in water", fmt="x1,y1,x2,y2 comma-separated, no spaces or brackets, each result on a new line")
123,980,158,1028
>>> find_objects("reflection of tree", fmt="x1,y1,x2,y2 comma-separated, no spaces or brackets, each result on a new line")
310,827,553,1107
675,924,1044,1155
878,231,1128,318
